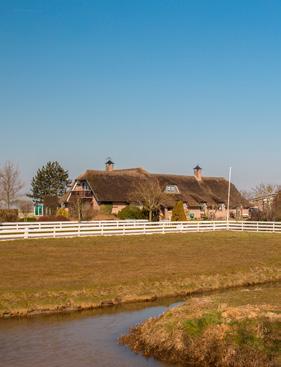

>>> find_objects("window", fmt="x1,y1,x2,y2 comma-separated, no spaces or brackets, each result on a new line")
82,181,89,190
200,203,207,212
165,185,180,193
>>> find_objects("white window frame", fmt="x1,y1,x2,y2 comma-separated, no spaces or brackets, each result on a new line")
165,185,180,194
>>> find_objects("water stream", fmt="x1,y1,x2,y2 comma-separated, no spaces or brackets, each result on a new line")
1,283,280,367
0,300,181,367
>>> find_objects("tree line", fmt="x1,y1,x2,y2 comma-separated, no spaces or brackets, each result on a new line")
242,184,281,221
0,161,69,218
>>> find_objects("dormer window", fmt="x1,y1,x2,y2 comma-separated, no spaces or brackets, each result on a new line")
165,185,180,194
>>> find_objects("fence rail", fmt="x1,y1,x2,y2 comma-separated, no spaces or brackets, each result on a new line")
1,220,281,240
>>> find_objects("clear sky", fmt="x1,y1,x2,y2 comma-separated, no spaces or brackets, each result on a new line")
1,0,280,190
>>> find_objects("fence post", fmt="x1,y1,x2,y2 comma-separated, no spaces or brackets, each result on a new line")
162,223,165,234
24,228,28,239
213,222,216,231
197,222,200,232
256,222,259,232
78,223,81,237
273,222,275,233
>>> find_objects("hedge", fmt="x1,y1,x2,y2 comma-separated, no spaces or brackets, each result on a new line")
0,209,19,222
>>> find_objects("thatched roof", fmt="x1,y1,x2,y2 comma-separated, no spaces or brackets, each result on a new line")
75,168,249,209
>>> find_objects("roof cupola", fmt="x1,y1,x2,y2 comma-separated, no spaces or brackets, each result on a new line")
194,165,202,181
105,158,114,172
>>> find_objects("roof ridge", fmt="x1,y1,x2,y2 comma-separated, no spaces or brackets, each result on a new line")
153,173,226,180
152,173,195,178
203,176,226,180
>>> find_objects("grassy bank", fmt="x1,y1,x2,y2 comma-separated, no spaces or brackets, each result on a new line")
1,232,281,318
121,285,281,366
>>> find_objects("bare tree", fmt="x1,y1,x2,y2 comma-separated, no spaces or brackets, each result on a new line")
17,198,34,220
68,196,97,221
132,179,165,221
0,162,24,209
251,183,278,198
240,190,253,201
249,183,280,221
68,196,83,221
272,191,281,221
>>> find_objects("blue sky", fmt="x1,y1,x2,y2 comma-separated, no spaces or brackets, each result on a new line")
0,0,280,190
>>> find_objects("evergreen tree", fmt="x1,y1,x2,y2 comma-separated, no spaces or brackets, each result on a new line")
171,201,187,221
29,161,69,210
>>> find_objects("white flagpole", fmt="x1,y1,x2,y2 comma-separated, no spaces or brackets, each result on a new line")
226,167,232,228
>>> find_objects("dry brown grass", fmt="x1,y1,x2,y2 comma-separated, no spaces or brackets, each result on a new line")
1,231,281,317
121,294,281,367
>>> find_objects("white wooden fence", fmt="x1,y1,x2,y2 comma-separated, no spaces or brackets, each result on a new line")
1,220,281,240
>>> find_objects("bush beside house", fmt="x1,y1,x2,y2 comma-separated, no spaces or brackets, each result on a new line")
117,205,146,220
171,201,187,221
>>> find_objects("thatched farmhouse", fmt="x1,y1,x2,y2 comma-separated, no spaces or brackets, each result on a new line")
65,160,249,220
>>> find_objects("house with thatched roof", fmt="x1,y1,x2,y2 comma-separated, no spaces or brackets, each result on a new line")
65,160,249,220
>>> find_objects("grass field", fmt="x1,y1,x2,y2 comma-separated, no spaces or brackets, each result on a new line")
1,231,281,317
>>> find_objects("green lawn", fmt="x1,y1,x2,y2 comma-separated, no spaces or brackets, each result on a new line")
1,231,281,317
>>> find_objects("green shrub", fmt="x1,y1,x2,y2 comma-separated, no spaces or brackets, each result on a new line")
0,209,19,222
171,201,187,221
117,205,146,220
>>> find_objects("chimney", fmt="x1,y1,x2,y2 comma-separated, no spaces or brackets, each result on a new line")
105,158,114,172
194,165,202,181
